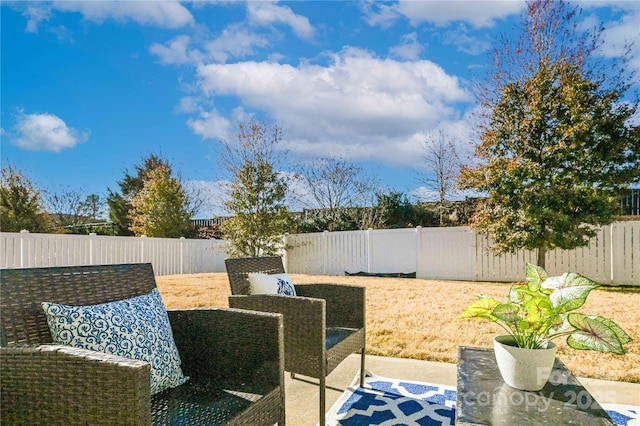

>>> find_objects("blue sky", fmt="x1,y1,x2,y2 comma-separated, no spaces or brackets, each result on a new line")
2,1,639,218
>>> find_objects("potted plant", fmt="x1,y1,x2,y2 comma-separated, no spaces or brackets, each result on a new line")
459,263,632,391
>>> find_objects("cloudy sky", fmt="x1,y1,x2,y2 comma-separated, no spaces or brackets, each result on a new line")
2,1,638,217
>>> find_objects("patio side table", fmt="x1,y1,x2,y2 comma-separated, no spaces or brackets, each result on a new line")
456,346,615,425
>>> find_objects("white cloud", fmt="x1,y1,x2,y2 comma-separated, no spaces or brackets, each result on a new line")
389,32,424,60
444,25,491,55
246,1,314,39
598,9,640,62
366,0,524,28
23,0,194,32
23,4,52,33
204,24,270,63
176,96,203,114
150,25,270,65
361,2,402,29
11,112,89,152
578,5,640,82
187,108,233,142
150,35,202,65
192,48,473,166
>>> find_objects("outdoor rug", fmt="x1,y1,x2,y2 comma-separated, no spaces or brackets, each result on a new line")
324,370,639,426
601,404,640,426
324,370,457,425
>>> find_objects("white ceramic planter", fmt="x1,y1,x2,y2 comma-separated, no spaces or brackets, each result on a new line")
493,335,557,391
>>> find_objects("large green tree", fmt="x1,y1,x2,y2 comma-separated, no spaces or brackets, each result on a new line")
0,164,48,232
460,0,639,268
107,154,172,235
221,119,292,257
129,163,196,238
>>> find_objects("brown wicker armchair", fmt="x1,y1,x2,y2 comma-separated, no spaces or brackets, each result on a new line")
225,256,365,426
0,263,285,425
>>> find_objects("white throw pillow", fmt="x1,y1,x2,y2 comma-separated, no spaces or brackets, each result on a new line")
41,288,189,395
247,273,297,296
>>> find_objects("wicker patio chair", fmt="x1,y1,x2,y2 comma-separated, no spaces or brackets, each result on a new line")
0,263,285,425
225,256,365,426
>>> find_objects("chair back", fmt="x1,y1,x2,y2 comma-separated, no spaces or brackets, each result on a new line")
0,263,156,347
225,256,286,295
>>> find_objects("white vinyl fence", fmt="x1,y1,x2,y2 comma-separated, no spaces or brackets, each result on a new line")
284,221,640,286
0,231,228,276
2,221,638,285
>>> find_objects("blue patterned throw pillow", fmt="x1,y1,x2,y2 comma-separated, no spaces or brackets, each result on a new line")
248,273,297,296
42,288,189,395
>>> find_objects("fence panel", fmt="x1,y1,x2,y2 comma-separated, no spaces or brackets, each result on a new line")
0,235,19,268
326,230,368,276
612,221,639,285
419,227,476,280
286,232,327,274
3,221,638,284
285,221,638,285
91,234,143,265
183,239,227,274
370,228,418,274
0,232,228,276
474,233,537,282
545,226,612,284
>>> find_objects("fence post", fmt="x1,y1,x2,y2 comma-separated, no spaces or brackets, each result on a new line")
180,237,185,275
415,226,422,278
20,230,29,268
323,230,329,275
141,235,147,263
89,233,97,265
282,233,289,272
603,222,618,285
367,228,373,273
610,223,616,284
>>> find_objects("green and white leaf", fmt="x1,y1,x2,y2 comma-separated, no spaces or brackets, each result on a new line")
542,272,601,312
588,316,632,345
508,286,523,303
492,302,520,323
458,298,500,321
566,313,628,355
525,263,548,289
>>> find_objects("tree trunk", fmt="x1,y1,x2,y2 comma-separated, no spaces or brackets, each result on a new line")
537,246,546,269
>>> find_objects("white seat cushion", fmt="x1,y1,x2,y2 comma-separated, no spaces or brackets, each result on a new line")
247,273,297,296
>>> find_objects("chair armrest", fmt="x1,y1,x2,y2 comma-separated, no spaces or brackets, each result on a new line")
294,284,366,329
228,295,326,371
167,308,284,395
0,345,151,425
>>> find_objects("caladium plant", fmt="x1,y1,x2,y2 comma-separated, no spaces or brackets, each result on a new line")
459,263,632,354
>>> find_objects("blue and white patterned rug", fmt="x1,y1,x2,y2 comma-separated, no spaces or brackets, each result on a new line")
601,404,640,426
324,370,639,426
325,370,456,425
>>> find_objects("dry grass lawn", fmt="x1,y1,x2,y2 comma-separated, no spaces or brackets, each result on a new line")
157,273,640,384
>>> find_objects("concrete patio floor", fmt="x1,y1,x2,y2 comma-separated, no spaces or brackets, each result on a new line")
285,353,640,426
